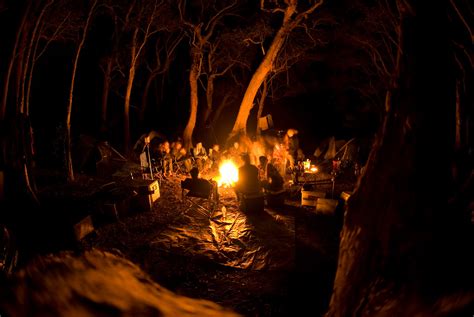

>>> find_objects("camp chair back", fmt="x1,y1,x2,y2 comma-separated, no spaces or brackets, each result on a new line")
181,178,218,216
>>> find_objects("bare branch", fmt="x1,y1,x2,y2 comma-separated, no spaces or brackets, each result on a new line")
36,12,71,60
203,0,237,42
210,62,235,79
450,0,474,43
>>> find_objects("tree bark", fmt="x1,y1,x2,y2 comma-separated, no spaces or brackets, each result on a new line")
183,50,200,150
100,57,113,132
123,28,139,155
65,0,97,182
255,79,268,136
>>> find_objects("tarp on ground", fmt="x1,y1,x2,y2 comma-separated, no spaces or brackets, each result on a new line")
151,187,295,270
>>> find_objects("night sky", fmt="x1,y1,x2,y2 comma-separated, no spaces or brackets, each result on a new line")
0,0,384,164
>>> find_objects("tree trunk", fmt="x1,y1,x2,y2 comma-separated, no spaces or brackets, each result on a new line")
123,28,139,155
1,2,31,120
327,2,455,316
183,50,201,150
202,75,214,127
255,79,268,136
100,57,113,132
65,0,97,182
230,5,297,136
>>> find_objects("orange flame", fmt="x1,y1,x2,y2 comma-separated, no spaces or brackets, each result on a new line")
217,160,239,187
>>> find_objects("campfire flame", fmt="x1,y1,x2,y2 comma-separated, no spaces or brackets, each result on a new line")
217,160,238,187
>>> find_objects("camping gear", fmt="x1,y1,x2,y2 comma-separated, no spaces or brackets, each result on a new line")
74,135,126,176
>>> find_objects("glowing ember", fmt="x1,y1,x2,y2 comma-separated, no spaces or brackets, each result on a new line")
217,160,238,187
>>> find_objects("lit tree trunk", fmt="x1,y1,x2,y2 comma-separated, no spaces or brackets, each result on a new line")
326,2,456,316
183,49,200,150
255,79,268,136
122,0,159,154
230,13,294,135
123,28,139,155
230,0,324,136
65,0,97,182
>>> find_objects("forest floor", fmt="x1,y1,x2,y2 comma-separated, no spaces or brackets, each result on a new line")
6,164,357,317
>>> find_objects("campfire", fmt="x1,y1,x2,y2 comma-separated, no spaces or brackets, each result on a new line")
217,160,238,188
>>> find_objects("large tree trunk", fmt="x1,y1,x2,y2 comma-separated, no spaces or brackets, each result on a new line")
326,2,462,316
65,0,97,182
230,5,295,135
183,50,201,150
123,28,139,155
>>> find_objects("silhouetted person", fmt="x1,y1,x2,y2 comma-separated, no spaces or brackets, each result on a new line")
258,156,284,192
181,167,213,198
235,153,261,196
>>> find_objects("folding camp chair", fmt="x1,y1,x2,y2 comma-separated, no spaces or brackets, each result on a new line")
172,157,190,175
181,179,219,217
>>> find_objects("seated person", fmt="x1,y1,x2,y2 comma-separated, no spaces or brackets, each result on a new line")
258,156,284,192
158,141,173,176
181,167,213,198
192,142,208,172
208,144,221,171
171,141,192,173
235,153,261,197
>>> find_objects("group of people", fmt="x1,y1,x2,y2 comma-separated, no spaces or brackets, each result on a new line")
137,127,304,188
137,134,222,178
